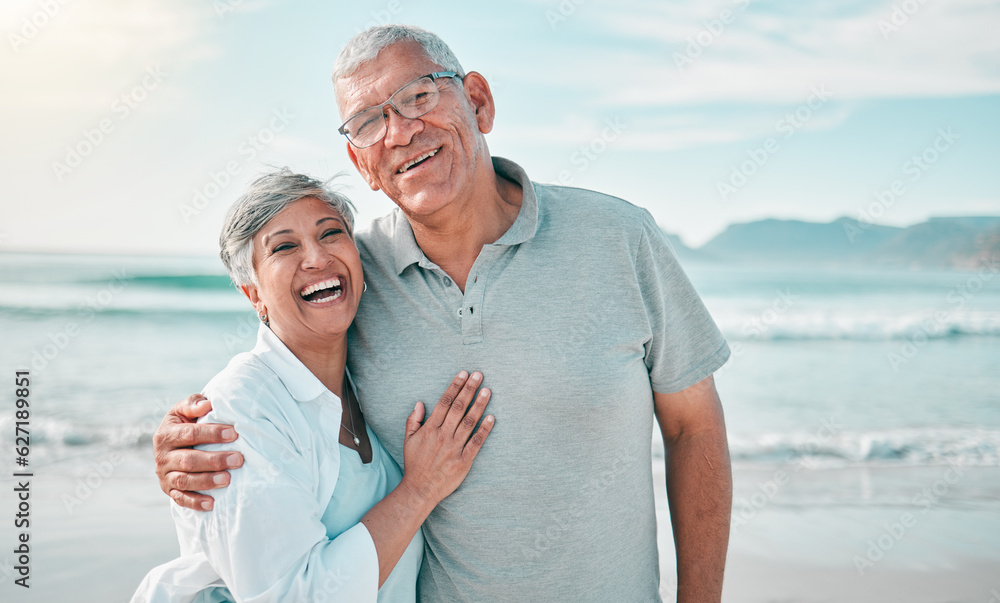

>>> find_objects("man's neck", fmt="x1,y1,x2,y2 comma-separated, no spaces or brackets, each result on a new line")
407,169,522,292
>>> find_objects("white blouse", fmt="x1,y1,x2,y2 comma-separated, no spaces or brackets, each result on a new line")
132,323,423,602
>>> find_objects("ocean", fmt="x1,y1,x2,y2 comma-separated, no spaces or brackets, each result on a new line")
3,252,998,473
1,251,999,600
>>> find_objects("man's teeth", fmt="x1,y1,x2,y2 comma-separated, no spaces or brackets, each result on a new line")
398,149,439,173
300,277,341,298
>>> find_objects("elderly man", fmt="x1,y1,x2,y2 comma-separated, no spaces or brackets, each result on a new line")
155,25,732,602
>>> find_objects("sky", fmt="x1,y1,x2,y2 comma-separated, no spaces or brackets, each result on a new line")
1,0,998,255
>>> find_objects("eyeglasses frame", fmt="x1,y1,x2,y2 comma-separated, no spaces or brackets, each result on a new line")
338,71,463,148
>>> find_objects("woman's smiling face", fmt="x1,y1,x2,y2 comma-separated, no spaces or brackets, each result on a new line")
243,196,364,347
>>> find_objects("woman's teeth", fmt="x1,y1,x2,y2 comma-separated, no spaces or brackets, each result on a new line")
309,291,341,303
300,277,343,303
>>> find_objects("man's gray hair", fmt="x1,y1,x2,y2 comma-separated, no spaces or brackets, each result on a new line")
219,168,355,287
332,24,464,107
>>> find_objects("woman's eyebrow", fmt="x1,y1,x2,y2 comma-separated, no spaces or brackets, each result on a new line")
262,217,344,244
262,229,292,245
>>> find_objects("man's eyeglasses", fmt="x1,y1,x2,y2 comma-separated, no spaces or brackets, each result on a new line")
338,71,462,149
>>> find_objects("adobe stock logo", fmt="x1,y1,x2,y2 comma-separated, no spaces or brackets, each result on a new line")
8,0,73,53
673,0,753,71
178,107,295,222
555,117,627,186
844,127,959,244
716,85,834,202
876,0,930,40
51,66,167,181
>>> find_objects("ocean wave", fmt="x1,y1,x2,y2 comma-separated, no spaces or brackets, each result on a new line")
726,427,1000,468
0,281,248,314
107,274,234,290
716,309,1000,341
10,416,998,470
0,415,159,450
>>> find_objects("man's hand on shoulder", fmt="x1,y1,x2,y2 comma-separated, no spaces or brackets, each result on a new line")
153,394,244,511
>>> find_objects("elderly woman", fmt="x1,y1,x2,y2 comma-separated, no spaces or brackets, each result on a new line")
133,169,494,602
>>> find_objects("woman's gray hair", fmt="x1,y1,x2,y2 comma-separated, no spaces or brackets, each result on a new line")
332,24,465,107
219,168,355,287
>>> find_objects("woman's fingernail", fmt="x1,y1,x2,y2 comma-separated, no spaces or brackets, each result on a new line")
221,429,236,441
458,371,469,380
471,372,482,382
213,474,228,485
201,501,213,510
226,453,242,467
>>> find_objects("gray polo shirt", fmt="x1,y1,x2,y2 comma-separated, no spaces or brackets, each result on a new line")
348,157,729,602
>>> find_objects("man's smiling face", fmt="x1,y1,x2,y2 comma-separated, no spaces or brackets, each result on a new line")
338,41,494,223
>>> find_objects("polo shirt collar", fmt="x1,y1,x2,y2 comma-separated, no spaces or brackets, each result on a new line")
251,322,336,403
391,156,539,275
391,214,427,275
491,156,539,246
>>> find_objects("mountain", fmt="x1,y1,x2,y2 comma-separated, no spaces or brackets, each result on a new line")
694,216,1000,270
661,231,714,264
969,225,1000,270
868,218,996,269
698,218,901,265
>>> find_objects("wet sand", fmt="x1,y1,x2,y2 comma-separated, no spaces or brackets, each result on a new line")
2,462,998,602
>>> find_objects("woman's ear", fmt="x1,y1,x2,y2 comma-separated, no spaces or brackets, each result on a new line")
241,284,262,312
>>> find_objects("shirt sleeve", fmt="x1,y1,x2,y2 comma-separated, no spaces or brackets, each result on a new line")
633,210,730,393
174,376,380,603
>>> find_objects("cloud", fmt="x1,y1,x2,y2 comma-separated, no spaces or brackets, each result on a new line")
523,0,1000,106
491,89,855,153
1,0,217,116
502,0,998,152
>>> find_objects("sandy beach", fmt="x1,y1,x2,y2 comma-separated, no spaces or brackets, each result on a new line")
668,463,1000,603
2,457,997,602
723,464,1000,562
1,470,177,602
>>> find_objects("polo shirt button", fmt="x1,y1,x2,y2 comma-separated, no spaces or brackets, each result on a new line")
444,277,452,287
457,308,462,317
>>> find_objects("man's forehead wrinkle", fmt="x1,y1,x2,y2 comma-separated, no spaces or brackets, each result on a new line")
342,71,385,115
342,42,443,116
340,64,383,111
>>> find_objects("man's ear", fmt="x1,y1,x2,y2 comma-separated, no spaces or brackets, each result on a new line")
347,143,381,192
462,71,496,134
